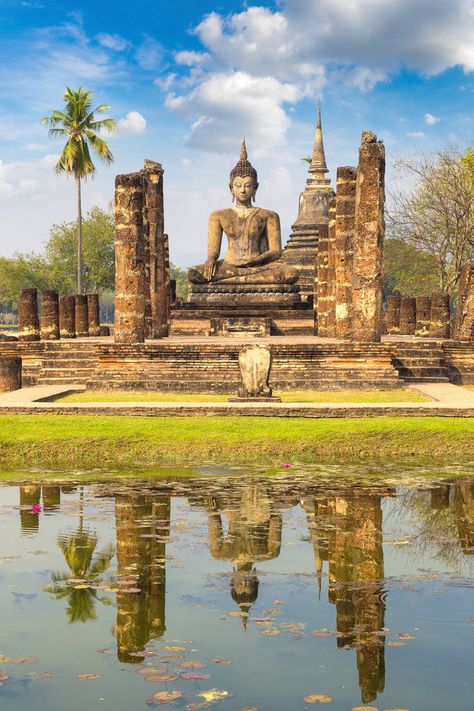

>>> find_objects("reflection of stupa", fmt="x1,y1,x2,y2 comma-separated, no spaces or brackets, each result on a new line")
115,494,170,662
302,490,390,705
206,485,282,627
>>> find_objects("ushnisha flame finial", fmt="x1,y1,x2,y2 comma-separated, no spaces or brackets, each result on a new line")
229,139,258,188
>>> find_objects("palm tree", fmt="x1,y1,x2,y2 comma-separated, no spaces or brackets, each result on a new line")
42,87,116,293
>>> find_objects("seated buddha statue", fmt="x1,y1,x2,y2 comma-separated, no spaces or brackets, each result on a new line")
188,141,299,285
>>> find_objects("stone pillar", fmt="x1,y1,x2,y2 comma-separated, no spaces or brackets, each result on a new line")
75,294,89,338
144,161,165,339
153,233,170,338
415,296,431,337
170,279,177,305
40,290,60,340
351,131,385,342
315,219,331,336
386,296,401,335
399,297,416,335
334,166,357,339
430,292,450,338
18,288,40,341
59,295,76,339
87,293,101,337
114,172,146,343
326,199,337,338
0,356,22,391
453,263,474,341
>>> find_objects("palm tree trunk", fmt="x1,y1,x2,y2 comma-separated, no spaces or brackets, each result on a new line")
76,174,83,294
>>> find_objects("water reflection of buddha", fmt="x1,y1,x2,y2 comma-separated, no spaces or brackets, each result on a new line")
206,485,282,625
115,493,170,662
302,490,388,705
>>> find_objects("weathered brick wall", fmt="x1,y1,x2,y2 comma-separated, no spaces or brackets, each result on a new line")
334,166,357,339
351,132,385,342
454,263,474,341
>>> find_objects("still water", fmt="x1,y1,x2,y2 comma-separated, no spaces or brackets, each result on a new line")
0,471,473,710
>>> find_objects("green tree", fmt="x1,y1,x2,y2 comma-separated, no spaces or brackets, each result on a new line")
0,252,49,309
388,146,474,294
42,87,116,294
384,238,439,298
45,206,115,294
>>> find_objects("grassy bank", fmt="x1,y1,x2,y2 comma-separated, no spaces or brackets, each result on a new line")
57,388,428,404
0,415,473,469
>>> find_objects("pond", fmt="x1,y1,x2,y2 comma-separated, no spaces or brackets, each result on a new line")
0,470,473,710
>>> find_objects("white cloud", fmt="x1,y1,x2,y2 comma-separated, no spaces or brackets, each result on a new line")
407,131,425,138
175,50,209,66
117,111,147,134
154,73,176,91
425,112,441,125
25,143,46,151
135,37,163,70
96,33,130,52
166,71,300,154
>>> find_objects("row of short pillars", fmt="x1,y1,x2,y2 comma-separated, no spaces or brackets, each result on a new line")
18,289,101,341
386,294,450,338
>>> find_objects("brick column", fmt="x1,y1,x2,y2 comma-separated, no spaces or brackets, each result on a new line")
18,288,40,341
335,166,357,339
386,296,401,335
114,173,146,343
0,356,22,391
87,294,101,337
326,198,337,338
430,292,450,338
316,218,332,336
75,294,89,337
399,297,416,335
453,263,474,341
40,290,60,340
143,161,165,338
59,295,76,338
415,296,431,337
154,233,170,338
351,131,385,342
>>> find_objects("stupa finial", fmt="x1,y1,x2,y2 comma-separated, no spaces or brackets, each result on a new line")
310,102,328,176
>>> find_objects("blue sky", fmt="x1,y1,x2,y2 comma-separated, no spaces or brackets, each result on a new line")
0,0,473,267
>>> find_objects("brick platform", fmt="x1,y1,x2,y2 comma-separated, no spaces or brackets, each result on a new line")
1,336,472,393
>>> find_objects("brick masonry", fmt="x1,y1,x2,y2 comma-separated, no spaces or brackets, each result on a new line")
454,263,474,341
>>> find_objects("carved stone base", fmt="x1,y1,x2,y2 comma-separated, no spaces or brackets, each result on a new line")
210,317,271,337
189,283,301,308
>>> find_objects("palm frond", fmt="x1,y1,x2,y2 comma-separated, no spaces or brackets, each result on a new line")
85,131,114,164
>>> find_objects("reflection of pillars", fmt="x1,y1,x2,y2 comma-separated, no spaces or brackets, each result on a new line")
305,493,386,705
42,486,61,511
19,484,41,534
430,485,451,510
452,482,474,554
115,494,170,663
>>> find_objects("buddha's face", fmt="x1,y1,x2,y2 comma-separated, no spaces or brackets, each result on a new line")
231,176,257,205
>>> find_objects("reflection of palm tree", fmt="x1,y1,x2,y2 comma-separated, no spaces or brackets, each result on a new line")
48,488,114,623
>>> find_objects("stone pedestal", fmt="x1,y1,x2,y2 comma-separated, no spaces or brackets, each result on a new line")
399,297,416,335
454,263,474,341
415,296,431,337
189,283,301,309
87,294,101,337
335,166,357,339
114,172,146,344
18,288,40,341
0,356,22,391
386,296,401,335
59,295,76,338
40,290,59,340
236,344,273,398
351,132,385,342
430,292,450,338
75,294,89,338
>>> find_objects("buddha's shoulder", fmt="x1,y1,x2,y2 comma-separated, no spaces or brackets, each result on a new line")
255,207,279,220
209,208,232,220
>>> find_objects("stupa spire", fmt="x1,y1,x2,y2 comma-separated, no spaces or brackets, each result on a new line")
309,102,328,178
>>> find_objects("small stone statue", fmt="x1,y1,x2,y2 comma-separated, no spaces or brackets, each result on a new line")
237,344,273,398
188,141,298,286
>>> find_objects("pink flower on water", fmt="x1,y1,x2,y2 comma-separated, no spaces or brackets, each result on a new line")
31,505,42,513
283,463,292,469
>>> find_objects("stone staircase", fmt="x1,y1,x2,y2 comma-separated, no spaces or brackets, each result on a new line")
391,342,450,383
36,343,100,385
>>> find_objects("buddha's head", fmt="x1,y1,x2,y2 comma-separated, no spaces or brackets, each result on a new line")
229,140,258,204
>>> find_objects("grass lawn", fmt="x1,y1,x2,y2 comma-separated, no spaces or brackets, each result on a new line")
0,414,473,469
57,388,428,404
